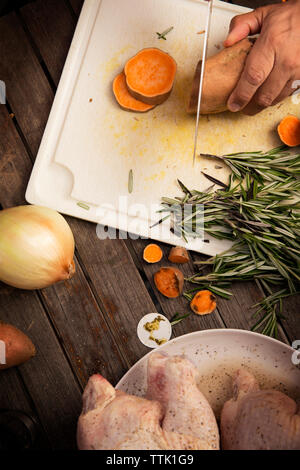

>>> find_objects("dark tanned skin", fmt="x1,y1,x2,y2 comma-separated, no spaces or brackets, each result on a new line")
225,0,300,115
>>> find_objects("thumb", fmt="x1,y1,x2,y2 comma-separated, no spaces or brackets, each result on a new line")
224,10,263,47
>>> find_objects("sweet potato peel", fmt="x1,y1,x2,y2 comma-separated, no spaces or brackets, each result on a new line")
188,38,254,114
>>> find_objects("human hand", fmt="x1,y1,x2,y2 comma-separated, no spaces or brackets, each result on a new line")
224,0,300,115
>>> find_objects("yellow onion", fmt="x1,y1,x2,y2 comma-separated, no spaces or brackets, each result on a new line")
0,205,75,290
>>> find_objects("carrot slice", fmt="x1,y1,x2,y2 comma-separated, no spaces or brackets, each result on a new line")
143,244,163,264
154,267,184,298
190,290,217,315
277,115,300,147
124,48,177,105
113,72,155,113
168,246,189,264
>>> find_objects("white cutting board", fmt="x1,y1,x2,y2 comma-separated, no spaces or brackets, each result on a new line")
26,0,298,256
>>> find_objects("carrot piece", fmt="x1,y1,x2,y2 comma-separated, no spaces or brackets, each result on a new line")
143,243,163,264
190,290,217,315
154,267,184,298
277,115,300,147
113,72,155,113
168,246,189,264
124,48,177,105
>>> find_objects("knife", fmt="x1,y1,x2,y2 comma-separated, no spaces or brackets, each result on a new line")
192,0,213,166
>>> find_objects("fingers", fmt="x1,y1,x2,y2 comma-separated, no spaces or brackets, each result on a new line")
241,64,290,115
224,9,264,47
227,37,275,112
273,80,297,105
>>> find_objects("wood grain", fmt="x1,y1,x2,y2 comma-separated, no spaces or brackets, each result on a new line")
20,0,76,86
68,0,84,17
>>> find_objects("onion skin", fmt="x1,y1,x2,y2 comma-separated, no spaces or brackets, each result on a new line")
0,205,75,290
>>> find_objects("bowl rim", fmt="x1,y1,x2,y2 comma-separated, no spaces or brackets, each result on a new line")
116,328,297,388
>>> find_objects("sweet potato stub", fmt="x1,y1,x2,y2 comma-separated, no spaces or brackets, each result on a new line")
187,38,254,114
125,48,177,105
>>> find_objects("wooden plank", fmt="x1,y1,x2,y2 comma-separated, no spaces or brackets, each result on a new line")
0,8,128,383
0,105,128,387
0,13,53,156
68,219,163,364
0,106,83,449
68,0,84,17
0,359,50,449
20,0,76,86
0,280,82,449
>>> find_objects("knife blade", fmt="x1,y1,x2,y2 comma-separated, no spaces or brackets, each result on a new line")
192,0,213,166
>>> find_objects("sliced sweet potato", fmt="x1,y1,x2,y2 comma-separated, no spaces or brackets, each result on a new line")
154,267,184,298
277,115,300,147
168,246,189,264
143,243,163,263
113,72,155,113
0,322,36,370
187,38,254,114
124,48,177,105
190,290,216,315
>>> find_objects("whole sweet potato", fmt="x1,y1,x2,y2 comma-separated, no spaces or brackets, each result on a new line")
188,38,254,114
0,322,36,370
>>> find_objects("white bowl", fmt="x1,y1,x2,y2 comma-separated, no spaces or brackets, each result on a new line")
116,329,300,419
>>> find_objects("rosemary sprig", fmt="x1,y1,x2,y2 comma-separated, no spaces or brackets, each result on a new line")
128,169,133,194
77,202,90,211
156,26,174,40
170,312,191,326
162,147,300,336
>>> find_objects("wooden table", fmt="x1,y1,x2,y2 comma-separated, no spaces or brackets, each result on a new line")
0,0,298,450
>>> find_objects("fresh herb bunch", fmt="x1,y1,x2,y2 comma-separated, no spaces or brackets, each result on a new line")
161,146,300,337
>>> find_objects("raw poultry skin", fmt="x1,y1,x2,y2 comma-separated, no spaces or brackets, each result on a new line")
77,354,220,450
147,353,220,450
221,368,300,450
77,374,170,450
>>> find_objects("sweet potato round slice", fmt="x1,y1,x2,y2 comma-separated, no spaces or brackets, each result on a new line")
190,290,217,315
113,72,155,112
124,48,177,105
154,267,184,298
187,38,254,114
277,115,300,147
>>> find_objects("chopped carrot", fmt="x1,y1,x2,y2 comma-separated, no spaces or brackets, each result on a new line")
143,244,163,264
277,115,300,147
154,267,184,298
190,290,217,315
168,246,189,264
